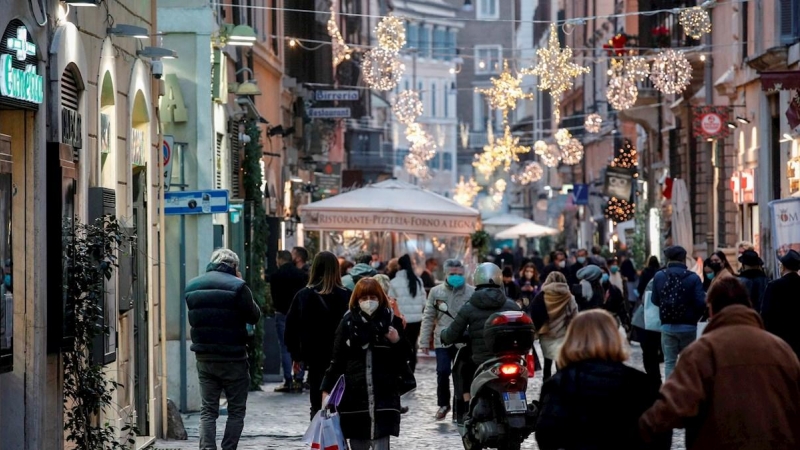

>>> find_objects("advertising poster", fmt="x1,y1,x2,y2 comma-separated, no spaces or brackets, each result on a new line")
770,197,800,258
131,128,145,166
100,113,111,154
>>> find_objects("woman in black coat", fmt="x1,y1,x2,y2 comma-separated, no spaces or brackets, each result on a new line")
637,256,660,298
536,310,669,450
321,278,412,450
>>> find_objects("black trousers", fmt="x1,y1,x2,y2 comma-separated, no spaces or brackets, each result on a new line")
197,360,250,450
638,328,663,385
404,322,422,373
307,362,327,420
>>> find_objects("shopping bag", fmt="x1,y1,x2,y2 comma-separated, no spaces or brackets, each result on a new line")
322,375,345,410
643,281,661,332
304,409,346,450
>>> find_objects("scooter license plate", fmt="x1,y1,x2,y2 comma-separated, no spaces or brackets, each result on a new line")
502,391,527,413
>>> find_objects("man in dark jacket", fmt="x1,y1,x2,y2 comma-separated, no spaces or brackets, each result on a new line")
650,246,706,378
640,277,800,450
441,263,520,402
566,248,589,285
736,249,769,313
541,250,568,281
270,250,308,392
761,249,800,358
185,248,261,450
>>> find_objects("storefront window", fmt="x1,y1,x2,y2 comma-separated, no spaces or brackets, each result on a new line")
0,172,12,373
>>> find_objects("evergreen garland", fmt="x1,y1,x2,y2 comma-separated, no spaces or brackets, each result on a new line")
242,120,269,389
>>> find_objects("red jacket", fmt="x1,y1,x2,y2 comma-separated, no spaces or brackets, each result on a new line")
640,305,800,449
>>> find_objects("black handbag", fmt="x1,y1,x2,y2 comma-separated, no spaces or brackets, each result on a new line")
398,361,417,395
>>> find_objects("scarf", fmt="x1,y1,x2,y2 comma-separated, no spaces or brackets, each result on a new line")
538,282,576,336
348,306,394,349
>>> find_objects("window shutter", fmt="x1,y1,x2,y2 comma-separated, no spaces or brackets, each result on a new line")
780,0,799,43
215,133,224,190
61,69,80,162
229,122,242,199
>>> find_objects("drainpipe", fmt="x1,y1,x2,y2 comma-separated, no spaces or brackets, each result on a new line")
705,28,716,252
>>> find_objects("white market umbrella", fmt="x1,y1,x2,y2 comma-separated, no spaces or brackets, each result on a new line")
670,179,700,272
482,214,535,227
494,222,560,239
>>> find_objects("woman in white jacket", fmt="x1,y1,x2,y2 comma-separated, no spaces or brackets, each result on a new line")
389,254,427,372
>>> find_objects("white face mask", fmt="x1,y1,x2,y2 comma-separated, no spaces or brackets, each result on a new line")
558,260,566,268
359,300,379,316
371,261,381,268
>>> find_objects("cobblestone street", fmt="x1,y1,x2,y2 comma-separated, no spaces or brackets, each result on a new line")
153,343,684,450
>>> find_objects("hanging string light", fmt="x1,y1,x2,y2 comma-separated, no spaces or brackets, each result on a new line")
560,138,584,165
679,6,712,40
585,113,602,133
405,123,437,161
452,176,482,207
375,15,406,52
327,2,352,68
611,139,639,177
362,47,405,91
392,90,423,125
604,197,635,223
540,144,561,168
404,152,431,180
491,178,507,206
485,125,531,172
555,128,572,147
625,56,650,82
607,75,638,110
475,60,533,114
534,140,549,155
473,150,498,178
522,23,590,123
650,49,692,95
512,161,544,185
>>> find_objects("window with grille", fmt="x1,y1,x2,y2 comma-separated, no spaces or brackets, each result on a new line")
229,122,242,199
61,68,80,161
780,0,799,44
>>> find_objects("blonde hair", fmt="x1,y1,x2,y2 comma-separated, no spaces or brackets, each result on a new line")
372,274,392,296
307,251,343,295
557,309,628,368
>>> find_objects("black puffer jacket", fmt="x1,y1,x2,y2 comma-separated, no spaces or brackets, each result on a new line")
536,359,669,450
285,286,351,367
185,263,262,361
440,286,521,365
738,269,769,313
321,309,411,440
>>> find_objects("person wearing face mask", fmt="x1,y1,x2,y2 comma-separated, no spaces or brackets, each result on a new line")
573,265,605,311
321,278,411,450
567,249,589,285
542,250,569,281
517,263,540,306
419,259,475,420
702,258,715,292
707,251,734,289
607,258,627,296
761,250,800,359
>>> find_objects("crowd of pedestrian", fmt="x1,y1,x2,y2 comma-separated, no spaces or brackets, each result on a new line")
182,242,800,450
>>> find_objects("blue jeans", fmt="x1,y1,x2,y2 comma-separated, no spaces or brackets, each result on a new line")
275,312,304,384
661,330,696,378
435,347,458,407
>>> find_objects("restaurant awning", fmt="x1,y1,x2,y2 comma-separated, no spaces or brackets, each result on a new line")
759,71,800,91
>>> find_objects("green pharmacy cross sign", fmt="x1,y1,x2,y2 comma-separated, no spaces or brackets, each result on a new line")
0,27,43,104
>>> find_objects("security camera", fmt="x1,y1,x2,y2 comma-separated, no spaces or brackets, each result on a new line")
151,60,163,79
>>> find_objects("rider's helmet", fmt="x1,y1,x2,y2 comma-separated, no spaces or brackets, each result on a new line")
473,262,503,287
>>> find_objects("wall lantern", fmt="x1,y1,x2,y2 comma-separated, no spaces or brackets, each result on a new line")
136,46,178,59
218,24,257,47
107,24,149,39
63,0,101,6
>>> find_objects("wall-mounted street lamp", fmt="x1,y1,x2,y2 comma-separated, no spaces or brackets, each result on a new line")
63,0,100,6
218,24,257,47
107,24,149,39
136,46,178,59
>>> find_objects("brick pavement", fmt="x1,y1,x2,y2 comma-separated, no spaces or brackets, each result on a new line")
152,343,684,450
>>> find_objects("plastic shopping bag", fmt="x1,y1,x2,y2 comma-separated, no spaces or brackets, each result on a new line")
304,410,346,450
696,321,709,339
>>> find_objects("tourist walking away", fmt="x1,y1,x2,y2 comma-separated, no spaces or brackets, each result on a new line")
761,249,800,358
441,263,520,399
536,310,668,450
620,252,638,302
321,278,412,450
342,255,378,291
502,267,522,304
389,254,426,372
529,272,578,380
736,249,770,313
285,251,351,419
651,246,706,378
292,246,310,274
630,278,663,385
185,249,262,450
419,259,474,420
270,250,309,393
637,256,661,299
640,277,800,450
601,266,631,330
496,245,515,270
573,265,604,311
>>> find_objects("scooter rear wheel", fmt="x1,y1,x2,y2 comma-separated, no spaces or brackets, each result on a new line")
461,435,484,450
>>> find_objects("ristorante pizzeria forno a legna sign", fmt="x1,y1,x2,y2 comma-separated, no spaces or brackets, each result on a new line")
300,210,478,235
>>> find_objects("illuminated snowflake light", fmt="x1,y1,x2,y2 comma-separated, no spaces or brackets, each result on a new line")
362,47,405,91
327,3,352,68
392,90,423,125
375,16,406,52
607,75,638,111
560,138,584,165
452,176,482,206
679,6,712,40
475,60,533,113
625,56,650,82
650,49,692,95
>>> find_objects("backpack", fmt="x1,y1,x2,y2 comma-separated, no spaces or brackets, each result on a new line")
658,269,689,324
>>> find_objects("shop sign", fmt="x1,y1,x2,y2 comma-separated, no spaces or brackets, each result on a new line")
308,107,351,118
730,169,755,204
604,166,635,200
299,210,478,235
163,135,174,191
313,162,341,201
314,90,359,101
769,198,800,259
61,108,83,149
693,106,732,140
0,27,43,104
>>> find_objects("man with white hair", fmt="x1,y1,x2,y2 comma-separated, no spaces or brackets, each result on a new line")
185,248,262,450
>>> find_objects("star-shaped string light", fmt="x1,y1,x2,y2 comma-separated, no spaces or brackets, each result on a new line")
327,2,352,68
523,24,590,122
452,176,482,207
475,60,533,115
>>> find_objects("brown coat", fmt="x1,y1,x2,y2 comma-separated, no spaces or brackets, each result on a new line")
640,305,800,450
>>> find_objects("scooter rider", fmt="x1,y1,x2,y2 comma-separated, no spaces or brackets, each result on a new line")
441,262,521,402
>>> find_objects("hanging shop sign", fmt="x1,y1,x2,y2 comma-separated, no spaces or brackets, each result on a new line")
308,107,351,118
61,107,83,149
759,71,800,92
769,197,800,259
693,105,732,140
604,166,635,200
0,25,43,106
313,162,342,201
730,169,755,204
314,90,359,101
